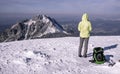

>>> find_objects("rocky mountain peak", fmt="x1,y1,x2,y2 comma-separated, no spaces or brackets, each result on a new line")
3,14,68,42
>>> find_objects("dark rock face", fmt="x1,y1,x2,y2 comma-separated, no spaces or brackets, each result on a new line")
1,15,68,42
0,29,9,42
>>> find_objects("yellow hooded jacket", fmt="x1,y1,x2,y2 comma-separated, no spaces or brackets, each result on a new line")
78,13,92,38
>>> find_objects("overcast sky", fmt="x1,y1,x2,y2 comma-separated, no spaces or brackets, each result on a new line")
0,0,120,18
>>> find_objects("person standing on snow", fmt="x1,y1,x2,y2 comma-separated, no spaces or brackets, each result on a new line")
78,13,92,58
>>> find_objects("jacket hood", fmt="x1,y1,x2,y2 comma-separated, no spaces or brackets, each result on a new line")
82,13,88,21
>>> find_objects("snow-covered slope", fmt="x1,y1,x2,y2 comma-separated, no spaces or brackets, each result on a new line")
0,36,120,74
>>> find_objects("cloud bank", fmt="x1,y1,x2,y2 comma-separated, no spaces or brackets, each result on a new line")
0,0,120,17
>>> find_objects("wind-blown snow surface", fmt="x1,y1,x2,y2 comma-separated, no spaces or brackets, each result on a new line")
0,36,120,74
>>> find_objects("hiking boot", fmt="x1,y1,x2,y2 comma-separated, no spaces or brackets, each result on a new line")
83,55,87,58
79,55,82,57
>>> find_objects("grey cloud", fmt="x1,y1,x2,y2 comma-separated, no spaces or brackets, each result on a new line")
0,0,120,16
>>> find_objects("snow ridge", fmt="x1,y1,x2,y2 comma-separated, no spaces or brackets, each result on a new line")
0,36,120,74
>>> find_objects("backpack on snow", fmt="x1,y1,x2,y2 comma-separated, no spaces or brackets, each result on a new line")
90,47,106,64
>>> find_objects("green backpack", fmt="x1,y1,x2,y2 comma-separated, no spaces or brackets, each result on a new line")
93,47,106,64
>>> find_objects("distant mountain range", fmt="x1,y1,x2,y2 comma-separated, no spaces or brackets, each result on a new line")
61,19,120,36
0,15,120,42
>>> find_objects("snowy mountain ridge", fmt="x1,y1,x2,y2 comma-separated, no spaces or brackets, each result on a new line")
0,36,120,74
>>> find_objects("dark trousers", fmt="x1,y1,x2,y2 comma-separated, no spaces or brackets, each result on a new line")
78,37,89,56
